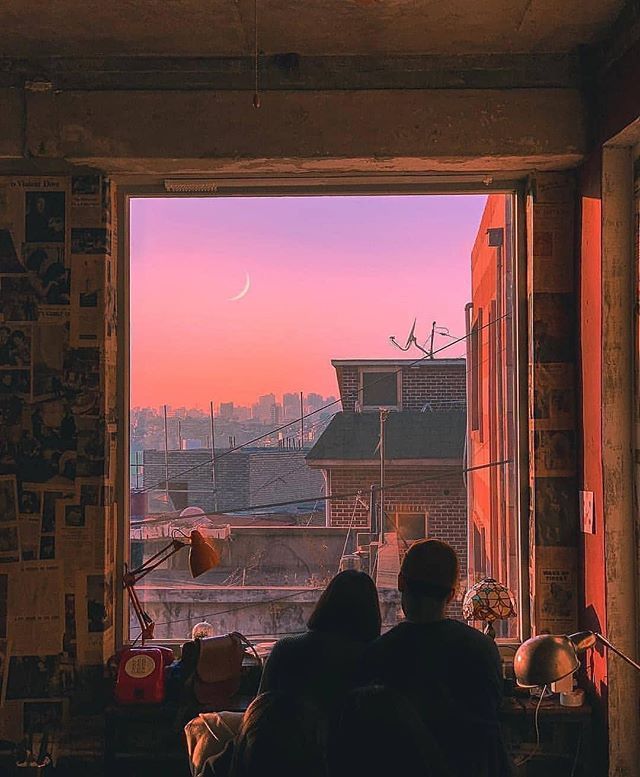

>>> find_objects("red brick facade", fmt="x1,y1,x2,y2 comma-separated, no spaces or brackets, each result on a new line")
310,359,469,608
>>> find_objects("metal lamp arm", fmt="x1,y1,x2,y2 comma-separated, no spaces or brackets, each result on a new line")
596,633,640,673
570,630,640,673
123,538,186,644
124,539,186,585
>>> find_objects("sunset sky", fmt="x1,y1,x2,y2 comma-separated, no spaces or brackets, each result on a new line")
130,195,487,409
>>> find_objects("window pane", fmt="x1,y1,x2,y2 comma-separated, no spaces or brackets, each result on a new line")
362,372,397,406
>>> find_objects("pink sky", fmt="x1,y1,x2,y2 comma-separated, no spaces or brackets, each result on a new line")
130,195,487,409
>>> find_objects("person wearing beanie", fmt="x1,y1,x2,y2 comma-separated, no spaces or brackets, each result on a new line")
360,539,512,777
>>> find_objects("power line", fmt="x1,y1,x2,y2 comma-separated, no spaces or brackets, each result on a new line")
136,312,509,495
131,458,511,526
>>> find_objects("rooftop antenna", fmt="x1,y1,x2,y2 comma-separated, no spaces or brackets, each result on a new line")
390,319,458,359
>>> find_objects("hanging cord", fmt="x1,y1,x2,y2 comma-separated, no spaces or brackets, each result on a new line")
253,0,261,108
514,685,547,766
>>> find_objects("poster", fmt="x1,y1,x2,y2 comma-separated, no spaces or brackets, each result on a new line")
0,475,21,563
69,255,104,347
533,430,576,477
7,562,64,655
533,545,577,634
531,362,576,430
75,570,114,665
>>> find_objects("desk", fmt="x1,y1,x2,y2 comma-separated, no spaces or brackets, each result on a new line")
501,696,592,777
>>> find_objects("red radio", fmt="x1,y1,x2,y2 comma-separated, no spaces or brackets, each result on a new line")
115,647,174,705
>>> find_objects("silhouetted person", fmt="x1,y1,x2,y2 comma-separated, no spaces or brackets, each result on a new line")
259,570,381,712
330,685,452,777
228,692,326,777
361,539,511,777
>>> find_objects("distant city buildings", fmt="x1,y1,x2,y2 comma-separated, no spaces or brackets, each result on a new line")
131,391,340,456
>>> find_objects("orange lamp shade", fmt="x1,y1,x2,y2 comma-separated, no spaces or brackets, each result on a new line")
188,529,220,578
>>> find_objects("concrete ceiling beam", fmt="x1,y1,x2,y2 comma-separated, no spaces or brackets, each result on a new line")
0,54,581,91
0,87,586,175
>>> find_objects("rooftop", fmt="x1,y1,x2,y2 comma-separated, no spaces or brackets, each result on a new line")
306,409,466,463
331,358,466,367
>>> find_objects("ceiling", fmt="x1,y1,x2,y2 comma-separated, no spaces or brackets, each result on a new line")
0,0,627,58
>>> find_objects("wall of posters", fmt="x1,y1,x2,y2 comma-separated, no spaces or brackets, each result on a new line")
0,173,117,738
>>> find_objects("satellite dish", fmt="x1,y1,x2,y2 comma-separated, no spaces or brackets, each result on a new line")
180,506,205,518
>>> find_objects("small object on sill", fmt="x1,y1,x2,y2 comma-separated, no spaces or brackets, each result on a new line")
560,688,585,707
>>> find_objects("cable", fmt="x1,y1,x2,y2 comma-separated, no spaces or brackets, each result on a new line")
514,685,547,767
131,458,510,527
136,312,510,496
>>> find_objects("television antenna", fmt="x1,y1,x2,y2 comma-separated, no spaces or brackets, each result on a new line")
389,320,457,359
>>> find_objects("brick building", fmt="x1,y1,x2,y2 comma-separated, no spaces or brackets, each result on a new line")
140,447,324,515
466,196,519,605
307,359,468,598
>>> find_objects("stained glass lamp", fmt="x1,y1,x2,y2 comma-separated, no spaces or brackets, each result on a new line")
463,577,516,639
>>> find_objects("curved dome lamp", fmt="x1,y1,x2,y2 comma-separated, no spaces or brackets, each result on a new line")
124,528,219,644
514,631,640,688
462,577,516,640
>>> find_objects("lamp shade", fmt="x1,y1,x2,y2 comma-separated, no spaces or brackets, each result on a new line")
188,529,220,578
462,578,516,622
514,634,580,687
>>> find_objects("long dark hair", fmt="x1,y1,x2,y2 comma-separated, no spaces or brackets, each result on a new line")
229,692,326,777
307,570,381,643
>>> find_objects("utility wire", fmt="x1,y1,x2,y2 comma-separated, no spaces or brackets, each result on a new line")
136,312,509,496
131,458,511,526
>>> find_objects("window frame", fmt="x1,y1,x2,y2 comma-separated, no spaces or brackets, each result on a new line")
359,367,402,411
116,175,531,649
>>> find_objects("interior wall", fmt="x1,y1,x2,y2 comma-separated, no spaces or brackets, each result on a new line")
0,173,117,738
526,171,579,635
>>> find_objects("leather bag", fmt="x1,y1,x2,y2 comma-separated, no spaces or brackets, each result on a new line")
192,633,246,708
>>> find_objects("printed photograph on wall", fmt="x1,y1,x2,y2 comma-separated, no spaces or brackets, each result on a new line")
71,228,109,255
0,370,30,397
87,574,113,634
0,477,18,523
63,504,83,529
0,323,31,367
31,323,66,401
23,245,69,307
0,526,20,563
0,228,23,272
6,655,61,700
25,192,65,244
19,489,42,516
39,535,55,561
0,276,37,321
22,699,66,734
0,575,7,638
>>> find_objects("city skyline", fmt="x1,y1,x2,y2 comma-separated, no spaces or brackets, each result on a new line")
130,194,485,408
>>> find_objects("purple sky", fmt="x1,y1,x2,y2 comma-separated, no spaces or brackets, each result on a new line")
130,194,487,409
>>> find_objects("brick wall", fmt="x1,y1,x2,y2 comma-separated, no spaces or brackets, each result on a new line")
326,466,467,577
142,448,324,513
337,361,466,412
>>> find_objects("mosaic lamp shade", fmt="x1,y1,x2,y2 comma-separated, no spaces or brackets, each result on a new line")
462,578,516,639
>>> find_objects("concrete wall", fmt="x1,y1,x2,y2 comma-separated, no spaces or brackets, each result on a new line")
133,526,401,639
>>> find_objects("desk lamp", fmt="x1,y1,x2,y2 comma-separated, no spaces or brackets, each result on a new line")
514,631,640,688
462,577,516,639
124,528,219,644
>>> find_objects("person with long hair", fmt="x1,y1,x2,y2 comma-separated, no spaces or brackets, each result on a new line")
259,570,381,711
329,685,452,777
228,692,326,777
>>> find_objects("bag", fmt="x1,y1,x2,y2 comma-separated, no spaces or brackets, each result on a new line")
193,633,246,708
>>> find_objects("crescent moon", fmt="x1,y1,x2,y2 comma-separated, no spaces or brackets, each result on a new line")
228,272,251,302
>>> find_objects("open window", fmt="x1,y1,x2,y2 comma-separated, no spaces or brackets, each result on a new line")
124,184,525,645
